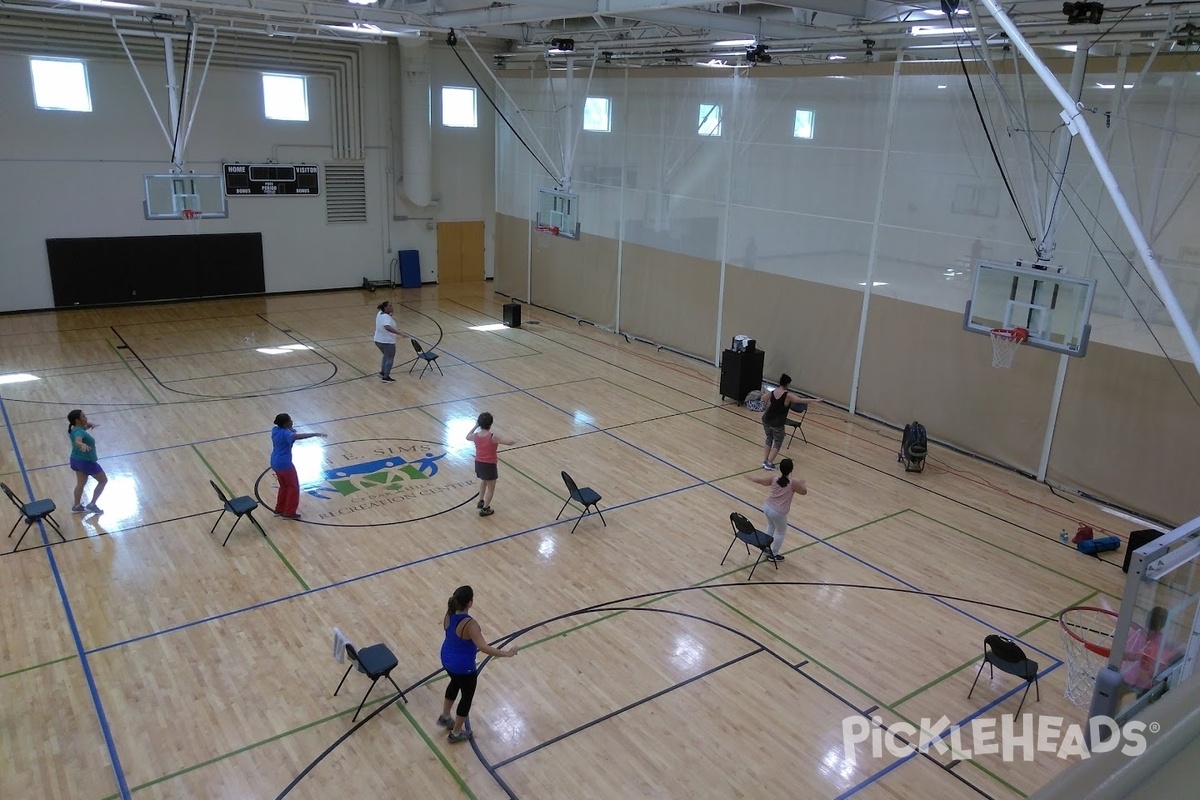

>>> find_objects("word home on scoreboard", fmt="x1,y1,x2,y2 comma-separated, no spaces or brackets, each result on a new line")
223,164,320,196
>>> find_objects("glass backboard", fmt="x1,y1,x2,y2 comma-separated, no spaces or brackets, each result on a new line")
964,260,1096,356
144,173,228,220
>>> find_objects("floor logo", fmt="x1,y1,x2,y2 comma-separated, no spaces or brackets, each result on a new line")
296,439,475,523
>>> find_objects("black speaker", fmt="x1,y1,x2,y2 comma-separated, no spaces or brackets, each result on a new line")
1123,529,1164,573
503,302,522,328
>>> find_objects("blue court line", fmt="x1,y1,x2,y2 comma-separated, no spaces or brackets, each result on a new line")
427,321,1069,663
86,484,702,655
21,310,1054,677
0,396,132,800
85,338,1051,664
837,661,1062,799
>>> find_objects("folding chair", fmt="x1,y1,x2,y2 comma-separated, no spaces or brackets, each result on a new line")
2,482,66,552
409,339,443,378
784,401,809,447
208,480,264,546
556,471,605,533
967,634,1040,716
721,511,777,580
333,642,407,722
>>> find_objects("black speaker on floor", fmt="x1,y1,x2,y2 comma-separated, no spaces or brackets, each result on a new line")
503,303,522,328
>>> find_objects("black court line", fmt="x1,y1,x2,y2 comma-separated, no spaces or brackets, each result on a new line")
276,590,1052,799
110,326,340,400
795,659,810,668
490,647,764,769
721,403,1129,570
0,510,217,558
863,705,878,715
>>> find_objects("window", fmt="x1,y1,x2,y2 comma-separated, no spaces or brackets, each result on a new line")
583,96,611,132
262,73,309,121
442,86,477,128
698,103,722,137
29,58,92,112
793,109,815,140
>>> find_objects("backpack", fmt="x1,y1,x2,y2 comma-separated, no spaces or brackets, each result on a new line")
1072,524,1094,544
744,390,765,412
1078,536,1121,556
898,421,928,473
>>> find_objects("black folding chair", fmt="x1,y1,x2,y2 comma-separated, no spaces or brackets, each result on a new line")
967,634,1040,716
208,480,263,546
556,471,606,533
721,511,777,580
2,482,66,552
333,642,407,722
784,401,809,447
409,339,443,378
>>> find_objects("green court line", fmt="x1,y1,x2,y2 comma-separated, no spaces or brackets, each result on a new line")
397,697,479,799
905,509,1106,594
701,588,890,710
97,702,392,798
107,340,160,403
189,444,309,591
889,589,1099,710
701,587,1025,796
0,653,76,681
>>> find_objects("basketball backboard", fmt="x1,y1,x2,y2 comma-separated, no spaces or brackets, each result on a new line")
536,188,580,240
144,173,228,220
1087,516,1200,731
963,260,1096,356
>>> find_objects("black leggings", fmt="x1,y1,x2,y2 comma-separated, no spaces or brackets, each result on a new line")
444,671,478,717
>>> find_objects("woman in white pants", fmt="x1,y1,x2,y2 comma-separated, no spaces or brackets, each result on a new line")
746,458,807,561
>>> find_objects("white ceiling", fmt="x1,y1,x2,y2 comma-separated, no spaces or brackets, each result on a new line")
1,0,1198,65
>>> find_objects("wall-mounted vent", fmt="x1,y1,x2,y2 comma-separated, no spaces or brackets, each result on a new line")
324,161,367,223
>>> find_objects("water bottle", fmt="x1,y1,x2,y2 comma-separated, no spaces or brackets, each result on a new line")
1059,529,1069,543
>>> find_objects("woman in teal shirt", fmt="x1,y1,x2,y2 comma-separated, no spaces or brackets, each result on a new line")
68,409,108,514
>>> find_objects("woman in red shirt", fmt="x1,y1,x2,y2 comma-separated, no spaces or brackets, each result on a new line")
466,412,516,517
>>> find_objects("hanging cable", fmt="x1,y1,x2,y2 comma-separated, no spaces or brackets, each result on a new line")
953,40,1036,242
444,30,561,187
168,18,194,168
956,14,1200,411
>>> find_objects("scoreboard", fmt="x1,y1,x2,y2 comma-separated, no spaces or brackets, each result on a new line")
223,163,319,196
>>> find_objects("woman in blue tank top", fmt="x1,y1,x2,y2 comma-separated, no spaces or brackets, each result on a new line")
438,585,518,742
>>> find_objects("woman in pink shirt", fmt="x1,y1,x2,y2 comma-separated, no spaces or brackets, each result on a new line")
466,412,516,517
746,458,807,561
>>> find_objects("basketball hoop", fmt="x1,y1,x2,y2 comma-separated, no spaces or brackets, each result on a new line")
989,327,1028,369
535,224,560,236
1059,606,1117,705
180,208,201,235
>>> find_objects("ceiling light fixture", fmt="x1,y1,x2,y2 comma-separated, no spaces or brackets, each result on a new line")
549,37,575,52
714,38,755,47
827,54,847,61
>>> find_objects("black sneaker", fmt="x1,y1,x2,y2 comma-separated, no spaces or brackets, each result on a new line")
766,552,784,562
381,376,396,382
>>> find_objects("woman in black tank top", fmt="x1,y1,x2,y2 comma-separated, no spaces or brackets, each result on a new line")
761,373,800,470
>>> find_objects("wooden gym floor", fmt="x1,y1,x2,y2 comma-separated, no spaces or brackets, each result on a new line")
0,284,1133,799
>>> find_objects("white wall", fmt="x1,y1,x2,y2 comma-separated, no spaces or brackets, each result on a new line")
0,27,498,312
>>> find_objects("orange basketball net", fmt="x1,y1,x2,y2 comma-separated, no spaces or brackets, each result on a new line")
535,223,560,236
180,209,201,234
989,327,1028,369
